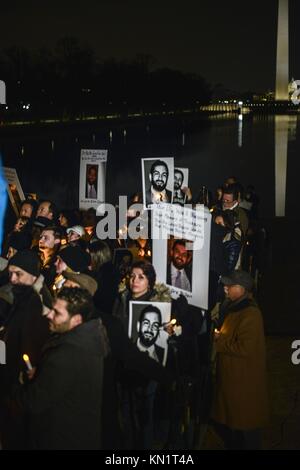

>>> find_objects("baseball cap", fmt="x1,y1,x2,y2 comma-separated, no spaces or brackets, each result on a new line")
63,271,98,296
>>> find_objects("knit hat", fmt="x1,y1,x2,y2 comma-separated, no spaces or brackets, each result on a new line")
58,246,91,273
63,271,98,296
9,249,40,277
9,231,32,251
66,225,85,238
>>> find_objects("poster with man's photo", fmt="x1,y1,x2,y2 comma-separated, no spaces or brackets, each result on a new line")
3,167,25,216
172,167,189,205
129,301,171,367
152,203,211,309
141,157,174,210
79,149,107,210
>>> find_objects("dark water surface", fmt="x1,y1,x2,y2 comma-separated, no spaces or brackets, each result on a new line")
0,114,299,217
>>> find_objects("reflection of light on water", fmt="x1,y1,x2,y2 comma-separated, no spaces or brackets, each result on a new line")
21,145,24,156
51,140,55,151
275,115,297,216
123,129,127,143
92,134,96,143
238,114,243,147
182,132,185,146
109,130,113,143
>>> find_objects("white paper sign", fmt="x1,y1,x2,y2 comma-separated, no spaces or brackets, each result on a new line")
141,157,174,210
172,167,189,205
79,149,107,210
3,167,25,216
152,204,211,309
129,301,171,367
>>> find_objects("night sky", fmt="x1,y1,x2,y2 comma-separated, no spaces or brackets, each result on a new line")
2,0,300,92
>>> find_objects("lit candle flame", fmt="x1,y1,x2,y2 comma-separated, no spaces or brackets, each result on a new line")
23,354,33,370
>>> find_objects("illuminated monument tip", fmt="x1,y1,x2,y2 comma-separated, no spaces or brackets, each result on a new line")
275,0,289,100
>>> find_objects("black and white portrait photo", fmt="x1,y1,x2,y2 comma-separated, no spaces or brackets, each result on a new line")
129,301,171,367
172,168,189,206
85,164,98,199
79,149,107,210
167,237,193,292
141,157,174,209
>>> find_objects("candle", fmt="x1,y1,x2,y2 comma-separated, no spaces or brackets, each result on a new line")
23,354,33,371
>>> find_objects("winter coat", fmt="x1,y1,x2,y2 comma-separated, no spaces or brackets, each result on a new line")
212,297,269,430
98,311,172,449
13,319,109,450
0,283,50,393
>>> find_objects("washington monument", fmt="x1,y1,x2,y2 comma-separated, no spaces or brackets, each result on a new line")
275,0,289,100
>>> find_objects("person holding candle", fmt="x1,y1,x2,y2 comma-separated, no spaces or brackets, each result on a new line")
212,270,269,450
12,287,110,450
0,249,50,449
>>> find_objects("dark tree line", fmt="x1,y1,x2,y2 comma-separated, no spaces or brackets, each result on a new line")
0,37,212,117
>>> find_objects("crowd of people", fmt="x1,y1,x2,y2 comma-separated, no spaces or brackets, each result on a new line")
0,176,269,450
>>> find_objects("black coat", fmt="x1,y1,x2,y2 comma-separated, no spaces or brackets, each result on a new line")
98,311,171,449
0,285,50,393
13,319,107,450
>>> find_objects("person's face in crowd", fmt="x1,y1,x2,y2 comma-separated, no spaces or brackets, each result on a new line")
174,171,183,191
47,298,81,334
87,168,97,186
39,230,59,250
222,193,236,210
8,265,37,286
67,230,80,243
37,201,53,220
7,247,17,260
20,203,33,218
150,164,168,192
59,213,68,228
130,268,149,298
171,243,191,270
14,217,28,232
55,256,68,274
139,311,160,347
224,284,245,302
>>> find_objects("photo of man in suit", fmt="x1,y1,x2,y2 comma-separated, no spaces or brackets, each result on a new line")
172,169,187,206
145,160,172,207
136,304,165,365
167,239,193,292
85,165,98,199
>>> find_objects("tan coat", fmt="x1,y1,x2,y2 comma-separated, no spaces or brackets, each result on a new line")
212,301,269,430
